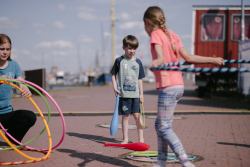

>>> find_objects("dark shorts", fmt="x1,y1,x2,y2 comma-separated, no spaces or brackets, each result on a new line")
119,98,140,115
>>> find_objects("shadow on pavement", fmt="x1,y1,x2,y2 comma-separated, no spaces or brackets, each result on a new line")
144,89,250,110
144,89,198,97
217,142,250,148
178,99,250,110
57,149,138,167
67,132,130,144
143,89,158,95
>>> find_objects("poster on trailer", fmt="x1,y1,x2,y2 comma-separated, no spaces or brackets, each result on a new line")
238,39,250,95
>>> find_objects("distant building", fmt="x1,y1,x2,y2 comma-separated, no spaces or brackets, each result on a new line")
51,66,58,76
95,51,100,76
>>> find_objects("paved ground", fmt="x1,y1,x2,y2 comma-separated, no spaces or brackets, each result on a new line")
0,80,250,167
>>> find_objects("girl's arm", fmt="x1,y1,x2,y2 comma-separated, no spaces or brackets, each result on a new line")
148,44,165,68
179,47,225,66
138,79,143,103
17,76,32,97
111,74,120,97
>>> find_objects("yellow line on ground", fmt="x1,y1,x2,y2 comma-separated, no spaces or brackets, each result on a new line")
35,110,250,114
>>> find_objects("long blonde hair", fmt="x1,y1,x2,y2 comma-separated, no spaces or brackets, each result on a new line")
0,34,12,60
143,6,178,55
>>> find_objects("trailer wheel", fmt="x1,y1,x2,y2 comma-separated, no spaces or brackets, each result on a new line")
198,86,206,97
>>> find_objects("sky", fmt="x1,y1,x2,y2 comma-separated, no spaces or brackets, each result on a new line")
0,0,247,74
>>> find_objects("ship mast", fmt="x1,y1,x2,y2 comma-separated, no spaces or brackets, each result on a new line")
111,0,115,65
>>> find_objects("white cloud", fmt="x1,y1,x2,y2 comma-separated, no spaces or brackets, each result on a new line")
119,21,143,30
12,48,31,55
33,23,45,28
58,4,66,10
50,51,68,56
78,12,96,20
117,12,130,21
104,32,111,37
21,49,31,55
36,30,42,34
11,48,31,60
35,40,74,49
137,30,148,38
77,6,94,12
54,21,65,29
0,17,21,29
77,6,96,20
79,34,93,42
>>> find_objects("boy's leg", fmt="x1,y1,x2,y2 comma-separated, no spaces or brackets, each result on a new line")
119,98,133,144
121,114,129,144
132,112,144,143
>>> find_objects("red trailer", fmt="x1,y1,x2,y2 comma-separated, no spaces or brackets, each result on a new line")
192,5,250,97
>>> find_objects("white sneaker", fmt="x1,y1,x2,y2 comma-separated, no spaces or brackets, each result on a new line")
181,160,195,167
152,160,166,167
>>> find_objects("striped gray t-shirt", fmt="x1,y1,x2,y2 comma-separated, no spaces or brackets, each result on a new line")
111,55,145,98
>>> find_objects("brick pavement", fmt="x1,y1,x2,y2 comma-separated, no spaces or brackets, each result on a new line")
1,115,250,167
0,80,250,167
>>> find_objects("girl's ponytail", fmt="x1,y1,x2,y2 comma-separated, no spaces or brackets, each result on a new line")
160,24,178,56
144,6,178,56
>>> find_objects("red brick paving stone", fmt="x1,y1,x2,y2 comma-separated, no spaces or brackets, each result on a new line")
241,116,250,142
238,147,250,167
187,116,202,152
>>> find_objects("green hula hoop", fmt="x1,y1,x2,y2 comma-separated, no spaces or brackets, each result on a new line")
130,151,158,157
129,151,196,161
0,78,50,151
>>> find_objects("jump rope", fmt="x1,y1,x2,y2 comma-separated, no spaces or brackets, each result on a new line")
0,78,66,165
140,102,145,129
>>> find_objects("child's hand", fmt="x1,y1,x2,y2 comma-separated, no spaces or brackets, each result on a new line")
148,61,158,71
0,75,12,85
21,86,32,97
114,88,121,97
0,75,12,79
213,57,225,66
140,94,144,103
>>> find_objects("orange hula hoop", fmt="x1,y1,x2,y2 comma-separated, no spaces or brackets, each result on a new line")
0,80,52,161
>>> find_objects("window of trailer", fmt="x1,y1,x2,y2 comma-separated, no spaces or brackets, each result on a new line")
201,14,226,41
231,14,250,41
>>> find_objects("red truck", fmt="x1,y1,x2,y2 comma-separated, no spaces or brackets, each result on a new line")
191,5,250,97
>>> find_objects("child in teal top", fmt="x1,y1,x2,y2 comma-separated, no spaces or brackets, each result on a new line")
0,34,37,144
111,35,145,144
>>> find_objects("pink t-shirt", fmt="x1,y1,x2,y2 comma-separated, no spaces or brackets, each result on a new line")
150,29,184,89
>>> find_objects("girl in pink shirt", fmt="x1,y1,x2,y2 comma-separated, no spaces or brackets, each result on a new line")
143,6,224,167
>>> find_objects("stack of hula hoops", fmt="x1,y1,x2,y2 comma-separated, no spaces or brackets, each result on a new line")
0,79,66,165
126,151,197,163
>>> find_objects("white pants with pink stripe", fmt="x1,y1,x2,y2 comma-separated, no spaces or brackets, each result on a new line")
155,85,188,161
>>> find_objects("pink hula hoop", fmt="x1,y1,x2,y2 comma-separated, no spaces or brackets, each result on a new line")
2,79,66,151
